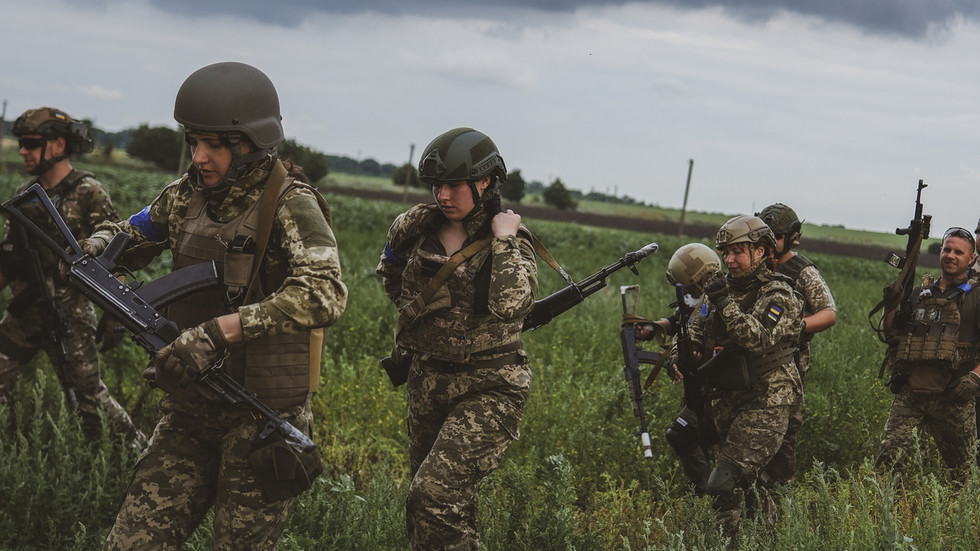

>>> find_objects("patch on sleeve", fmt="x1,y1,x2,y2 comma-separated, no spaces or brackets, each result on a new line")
766,304,783,324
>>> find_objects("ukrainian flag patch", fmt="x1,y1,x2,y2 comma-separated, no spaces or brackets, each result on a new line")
766,304,782,323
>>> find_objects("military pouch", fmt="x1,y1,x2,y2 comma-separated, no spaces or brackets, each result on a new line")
905,363,952,394
249,429,324,502
380,352,414,387
705,355,755,392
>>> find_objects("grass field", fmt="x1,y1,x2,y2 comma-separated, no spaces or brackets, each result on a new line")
0,154,975,550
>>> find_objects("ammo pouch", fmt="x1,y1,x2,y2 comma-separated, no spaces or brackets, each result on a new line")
249,429,324,502
703,346,797,392
380,351,415,387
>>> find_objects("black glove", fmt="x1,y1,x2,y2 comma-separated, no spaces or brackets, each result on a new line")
703,272,731,310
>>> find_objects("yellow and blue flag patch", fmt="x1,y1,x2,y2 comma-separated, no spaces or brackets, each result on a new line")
766,304,783,323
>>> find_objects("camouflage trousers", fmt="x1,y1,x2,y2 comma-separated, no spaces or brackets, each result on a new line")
876,386,977,478
762,369,808,489
406,353,530,551
710,376,798,539
104,396,313,551
0,295,139,440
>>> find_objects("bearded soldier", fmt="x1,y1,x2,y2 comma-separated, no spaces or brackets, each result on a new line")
876,227,980,479
669,215,803,538
94,62,347,550
756,203,836,488
377,127,537,550
0,107,142,444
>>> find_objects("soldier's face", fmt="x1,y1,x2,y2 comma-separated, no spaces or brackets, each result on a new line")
433,178,489,222
18,134,63,173
722,242,764,278
185,131,252,187
940,235,975,279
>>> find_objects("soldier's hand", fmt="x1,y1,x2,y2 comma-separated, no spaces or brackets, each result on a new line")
492,209,521,238
703,272,730,309
78,235,108,257
143,318,228,394
951,371,980,402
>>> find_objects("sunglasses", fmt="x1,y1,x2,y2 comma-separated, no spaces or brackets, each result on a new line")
944,227,976,250
18,137,44,150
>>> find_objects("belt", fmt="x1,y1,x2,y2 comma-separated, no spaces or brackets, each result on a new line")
423,351,522,373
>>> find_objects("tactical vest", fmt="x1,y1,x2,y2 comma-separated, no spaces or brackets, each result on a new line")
895,280,973,368
777,254,815,312
166,178,323,409
704,270,798,391
395,232,525,363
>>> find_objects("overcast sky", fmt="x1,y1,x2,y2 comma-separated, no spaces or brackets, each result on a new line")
2,0,978,233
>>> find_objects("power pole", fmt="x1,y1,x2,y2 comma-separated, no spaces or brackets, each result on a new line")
678,158,694,237
402,143,415,204
0,100,6,174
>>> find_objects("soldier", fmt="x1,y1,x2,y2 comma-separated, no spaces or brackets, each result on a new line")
0,107,142,444
876,227,980,479
668,215,803,538
377,127,537,550
756,203,836,488
94,62,347,550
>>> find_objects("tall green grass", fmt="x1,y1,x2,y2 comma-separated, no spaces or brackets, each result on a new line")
0,161,976,550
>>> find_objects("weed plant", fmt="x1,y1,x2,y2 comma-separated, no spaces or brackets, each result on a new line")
0,162,976,549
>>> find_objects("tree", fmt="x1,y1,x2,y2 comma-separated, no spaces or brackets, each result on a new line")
392,163,420,188
125,124,183,172
500,169,526,203
279,139,329,183
543,178,577,210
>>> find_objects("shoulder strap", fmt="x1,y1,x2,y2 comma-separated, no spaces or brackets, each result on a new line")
523,228,574,285
243,160,288,304
397,237,493,329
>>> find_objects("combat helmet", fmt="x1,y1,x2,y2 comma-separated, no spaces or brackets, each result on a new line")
174,62,283,150
757,202,802,252
715,215,777,251
12,107,93,175
419,127,507,212
666,243,722,294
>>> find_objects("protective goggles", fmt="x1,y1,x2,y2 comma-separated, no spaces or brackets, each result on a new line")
944,227,976,251
18,137,45,150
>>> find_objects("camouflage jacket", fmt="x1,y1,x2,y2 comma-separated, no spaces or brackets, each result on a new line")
377,203,537,363
92,160,347,340
3,169,117,298
776,253,835,373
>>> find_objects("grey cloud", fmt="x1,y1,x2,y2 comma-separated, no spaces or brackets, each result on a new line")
140,0,979,38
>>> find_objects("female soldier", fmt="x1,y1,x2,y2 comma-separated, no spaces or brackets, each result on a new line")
377,127,537,550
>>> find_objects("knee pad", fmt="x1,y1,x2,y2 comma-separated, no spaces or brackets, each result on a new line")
665,409,700,453
706,461,741,509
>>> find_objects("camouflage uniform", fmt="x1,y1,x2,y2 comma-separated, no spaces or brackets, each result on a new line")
0,171,140,439
680,266,803,537
763,254,836,487
101,158,347,550
876,275,980,478
377,203,537,551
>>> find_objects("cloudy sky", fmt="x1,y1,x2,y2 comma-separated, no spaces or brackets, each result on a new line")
3,0,978,233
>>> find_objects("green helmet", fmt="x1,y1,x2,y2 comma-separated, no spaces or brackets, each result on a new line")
666,243,722,293
418,127,507,186
715,215,776,251
12,107,93,154
174,62,283,149
757,203,802,236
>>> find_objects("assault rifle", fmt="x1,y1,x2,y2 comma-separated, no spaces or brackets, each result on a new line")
619,285,663,459
673,283,705,416
869,180,931,347
2,183,316,456
381,242,659,386
6,221,78,407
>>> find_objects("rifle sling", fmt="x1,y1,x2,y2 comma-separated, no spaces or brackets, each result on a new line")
242,160,288,305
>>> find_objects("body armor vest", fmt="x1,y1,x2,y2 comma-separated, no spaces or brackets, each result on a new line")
896,281,971,368
396,234,525,363
777,254,815,311
167,178,322,409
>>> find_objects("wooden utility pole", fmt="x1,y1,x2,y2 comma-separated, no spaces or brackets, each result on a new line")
678,158,694,236
402,143,415,203
0,100,6,174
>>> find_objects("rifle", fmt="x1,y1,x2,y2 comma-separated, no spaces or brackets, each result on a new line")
672,282,706,416
869,180,931,350
381,241,659,386
7,220,78,407
1,183,317,457
618,284,663,459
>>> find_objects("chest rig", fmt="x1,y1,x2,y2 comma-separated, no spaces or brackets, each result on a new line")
896,278,972,368
166,171,323,409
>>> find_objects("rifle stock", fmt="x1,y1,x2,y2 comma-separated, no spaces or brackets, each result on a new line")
1,183,316,455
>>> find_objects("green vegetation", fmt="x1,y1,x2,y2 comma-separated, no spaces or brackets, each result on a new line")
0,155,975,550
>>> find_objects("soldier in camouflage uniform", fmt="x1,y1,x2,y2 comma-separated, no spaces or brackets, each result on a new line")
377,127,537,550
0,107,142,443
876,227,980,479
756,203,836,489
91,63,347,550
669,215,803,539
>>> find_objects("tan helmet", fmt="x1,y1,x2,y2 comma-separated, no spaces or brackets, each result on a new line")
715,215,776,251
666,243,722,292
12,107,93,154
